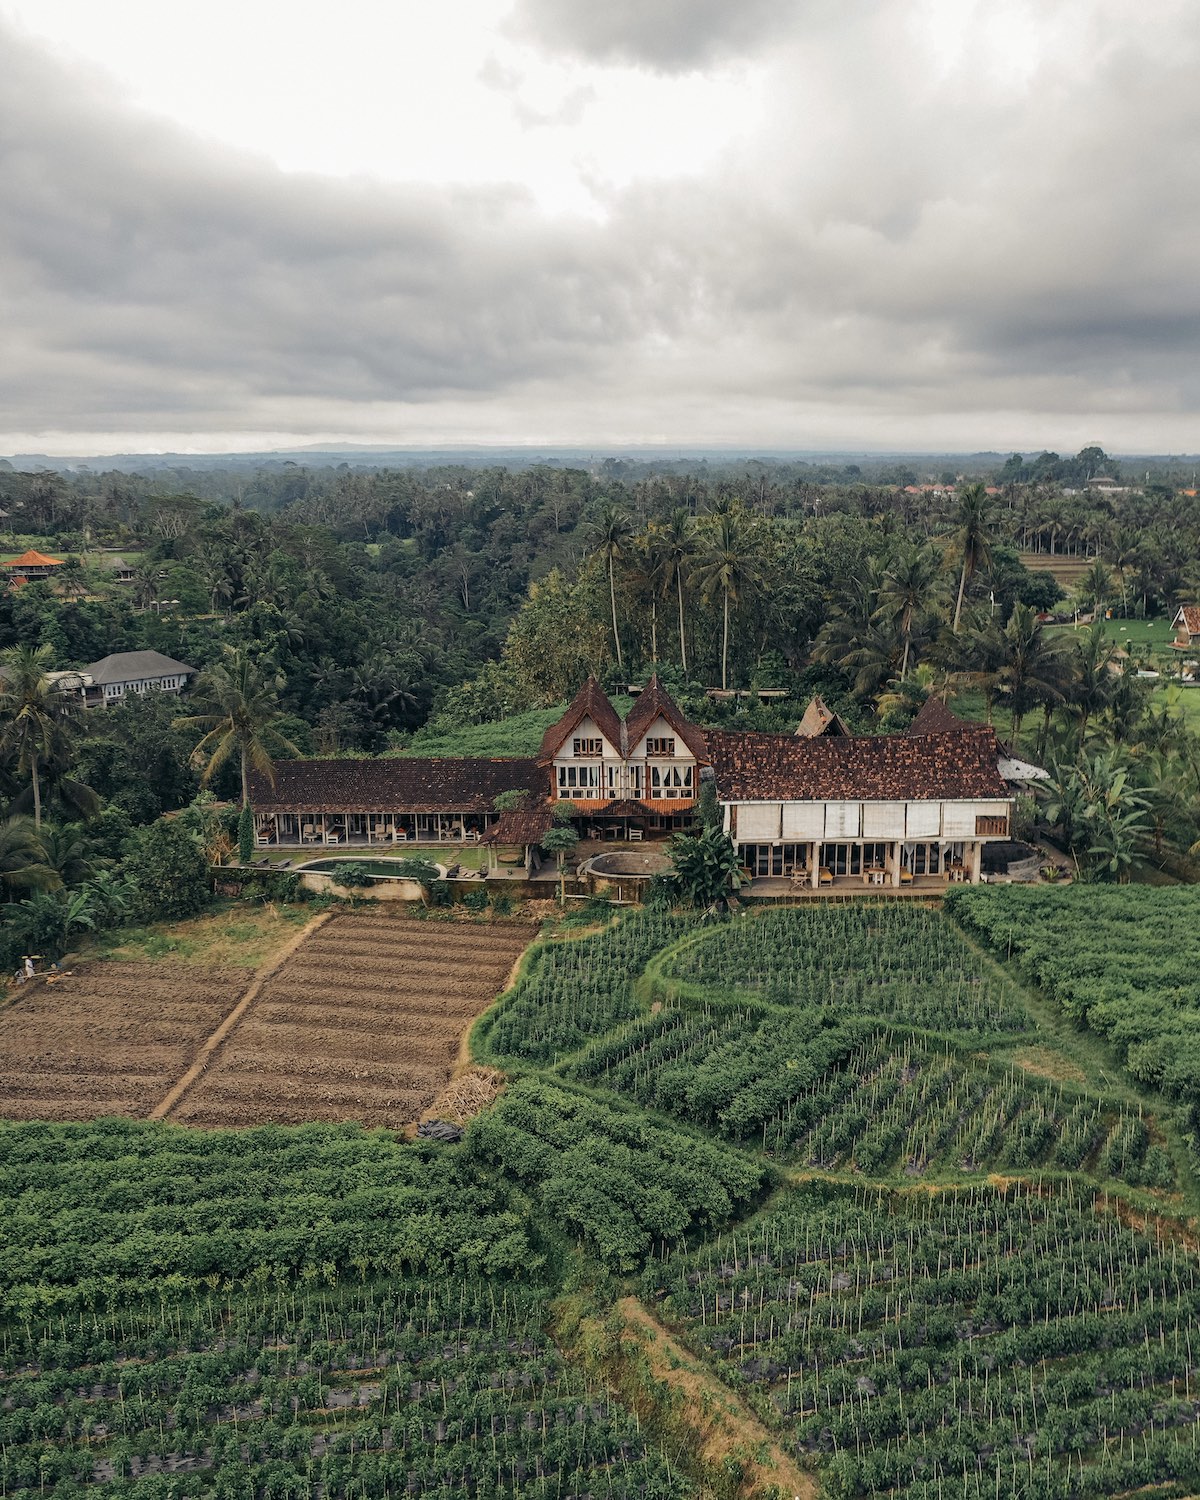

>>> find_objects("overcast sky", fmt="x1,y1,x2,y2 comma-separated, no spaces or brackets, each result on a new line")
2,0,1198,456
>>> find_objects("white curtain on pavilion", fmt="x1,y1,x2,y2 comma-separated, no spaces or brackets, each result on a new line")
736,803,782,840
782,802,825,839
824,801,861,838
906,801,941,838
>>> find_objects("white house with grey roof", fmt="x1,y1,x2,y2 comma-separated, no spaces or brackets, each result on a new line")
79,650,197,709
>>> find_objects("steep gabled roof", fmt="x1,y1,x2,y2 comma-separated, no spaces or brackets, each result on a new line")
481,805,555,845
82,650,197,685
794,694,851,738
249,757,544,815
3,549,63,568
1173,605,1200,636
623,674,708,761
906,697,968,736
537,677,625,763
708,725,1008,802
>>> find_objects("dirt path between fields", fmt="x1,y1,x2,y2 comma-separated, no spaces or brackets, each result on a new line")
616,1297,816,1500
150,912,333,1121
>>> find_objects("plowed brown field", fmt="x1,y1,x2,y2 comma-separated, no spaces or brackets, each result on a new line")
0,962,241,1120
172,913,533,1129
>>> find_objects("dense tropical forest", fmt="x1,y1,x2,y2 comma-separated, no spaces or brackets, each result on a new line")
3,442,1200,960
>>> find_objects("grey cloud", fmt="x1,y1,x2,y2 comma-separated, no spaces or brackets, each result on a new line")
0,25,664,435
506,0,794,71
6,5,1200,451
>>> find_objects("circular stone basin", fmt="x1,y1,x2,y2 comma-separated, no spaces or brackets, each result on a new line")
980,840,1041,876
584,850,672,879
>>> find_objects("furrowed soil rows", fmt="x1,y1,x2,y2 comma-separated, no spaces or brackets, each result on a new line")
0,962,241,1120
173,913,534,1129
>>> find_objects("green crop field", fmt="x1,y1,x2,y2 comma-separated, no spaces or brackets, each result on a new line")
5,891,1200,1499
644,1180,1200,1500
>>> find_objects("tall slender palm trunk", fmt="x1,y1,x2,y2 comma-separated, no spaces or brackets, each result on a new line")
30,753,41,830
721,591,730,691
608,559,623,669
953,562,969,632
676,571,688,675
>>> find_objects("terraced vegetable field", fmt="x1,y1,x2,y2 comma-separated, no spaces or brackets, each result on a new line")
0,962,241,1120
174,912,533,1128
5,890,1199,1500
475,907,694,1063
0,1275,682,1500
663,905,1030,1038
566,1006,1174,1187
645,1181,1200,1500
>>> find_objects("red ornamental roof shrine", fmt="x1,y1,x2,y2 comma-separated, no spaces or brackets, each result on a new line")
3,549,64,569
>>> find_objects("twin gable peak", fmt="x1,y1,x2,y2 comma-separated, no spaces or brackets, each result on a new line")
537,674,704,764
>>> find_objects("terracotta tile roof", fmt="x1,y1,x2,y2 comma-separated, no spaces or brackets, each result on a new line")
624,674,709,760
795,694,851,738
906,698,969,736
3,549,64,568
592,798,648,818
537,677,625,763
1175,605,1200,636
708,726,1008,802
248,757,544,814
482,806,554,845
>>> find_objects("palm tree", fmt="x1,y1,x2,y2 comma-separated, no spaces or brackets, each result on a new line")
951,484,995,632
174,647,300,814
40,823,94,888
591,503,633,671
693,509,763,691
993,603,1071,747
632,525,672,665
0,817,56,900
660,508,695,676
0,644,83,829
1078,558,1113,617
1065,622,1118,742
877,540,944,680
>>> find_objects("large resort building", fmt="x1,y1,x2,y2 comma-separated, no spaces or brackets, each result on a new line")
250,678,1018,888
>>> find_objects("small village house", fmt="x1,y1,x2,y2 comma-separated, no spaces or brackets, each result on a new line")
1171,605,1200,650
79,650,197,708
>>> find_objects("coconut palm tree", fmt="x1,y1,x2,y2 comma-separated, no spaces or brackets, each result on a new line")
660,508,696,676
951,484,996,632
0,816,56,900
590,502,633,671
632,524,672,665
1078,558,1113,617
877,540,945,680
693,509,764,691
993,602,1072,747
0,644,83,829
1065,622,1118,742
174,646,299,814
